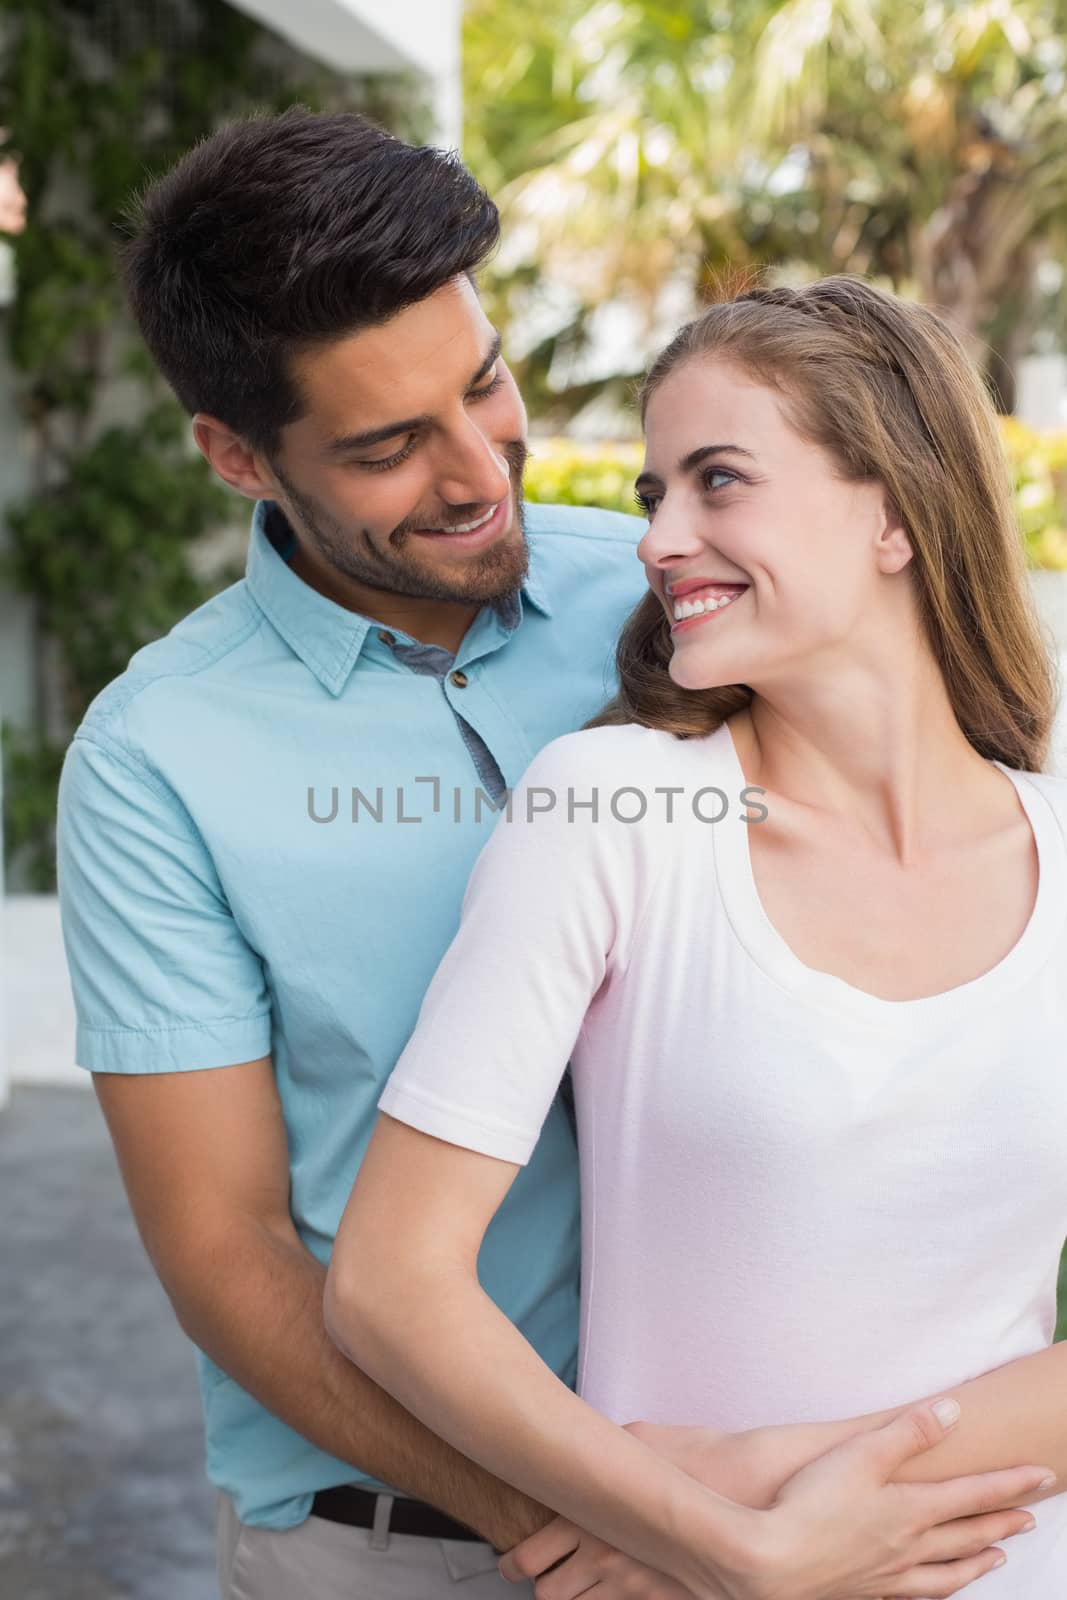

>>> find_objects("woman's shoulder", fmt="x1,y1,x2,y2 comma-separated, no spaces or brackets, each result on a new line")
520,721,713,789
1010,763,1067,825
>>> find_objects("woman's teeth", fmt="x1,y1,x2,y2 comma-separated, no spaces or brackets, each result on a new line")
672,591,744,622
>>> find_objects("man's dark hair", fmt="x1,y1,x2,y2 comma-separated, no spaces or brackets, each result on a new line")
119,107,500,454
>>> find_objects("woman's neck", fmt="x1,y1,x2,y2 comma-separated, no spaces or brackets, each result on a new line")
731,650,1004,865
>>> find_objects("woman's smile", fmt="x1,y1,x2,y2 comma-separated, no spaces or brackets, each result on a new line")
670,585,749,631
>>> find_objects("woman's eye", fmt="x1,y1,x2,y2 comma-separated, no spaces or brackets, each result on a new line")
703,468,739,492
633,490,658,517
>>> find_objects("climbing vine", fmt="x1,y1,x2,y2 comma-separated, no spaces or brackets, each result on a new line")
0,0,428,887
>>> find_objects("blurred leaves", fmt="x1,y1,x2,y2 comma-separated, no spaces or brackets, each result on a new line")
466,0,1067,415
0,0,428,888
1001,415,1067,568
525,436,645,514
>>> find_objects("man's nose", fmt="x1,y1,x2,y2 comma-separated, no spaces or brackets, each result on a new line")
436,419,511,506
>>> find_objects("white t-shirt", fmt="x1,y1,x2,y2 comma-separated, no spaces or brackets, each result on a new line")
380,721,1067,1594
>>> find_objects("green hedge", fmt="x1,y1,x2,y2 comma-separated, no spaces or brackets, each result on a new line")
527,424,1067,571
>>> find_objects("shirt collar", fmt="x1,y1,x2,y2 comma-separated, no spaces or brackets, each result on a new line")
244,500,552,696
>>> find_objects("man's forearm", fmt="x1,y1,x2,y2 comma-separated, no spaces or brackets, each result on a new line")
171,1216,551,1548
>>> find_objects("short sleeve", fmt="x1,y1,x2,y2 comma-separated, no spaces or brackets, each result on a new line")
57,734,271,1073
378,731,644,1165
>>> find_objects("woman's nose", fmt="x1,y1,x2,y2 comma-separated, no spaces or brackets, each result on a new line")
636,497,705,570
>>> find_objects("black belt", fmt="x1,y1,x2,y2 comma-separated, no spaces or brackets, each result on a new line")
311,1485,484,1543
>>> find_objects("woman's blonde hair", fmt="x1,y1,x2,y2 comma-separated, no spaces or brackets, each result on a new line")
590,275,1056,772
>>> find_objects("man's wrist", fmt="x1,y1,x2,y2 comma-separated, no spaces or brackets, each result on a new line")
478,1488,554,1553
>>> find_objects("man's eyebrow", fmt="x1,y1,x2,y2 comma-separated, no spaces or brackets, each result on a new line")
323,331,504,458
634,442,757,493
467,330,503,391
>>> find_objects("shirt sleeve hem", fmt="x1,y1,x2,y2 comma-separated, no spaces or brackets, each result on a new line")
378,1079,537,1166
75,1012,272,1074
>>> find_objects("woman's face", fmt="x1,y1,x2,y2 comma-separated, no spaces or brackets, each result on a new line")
636,357,911,693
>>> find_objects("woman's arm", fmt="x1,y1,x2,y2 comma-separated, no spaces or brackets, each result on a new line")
325,1115,1053,1600
741,1346,1065,1500
604,1341,1065,1516
887,1344,1064,1494
326,1117,760,1594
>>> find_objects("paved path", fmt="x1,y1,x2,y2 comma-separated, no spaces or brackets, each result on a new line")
0,1087,216,1599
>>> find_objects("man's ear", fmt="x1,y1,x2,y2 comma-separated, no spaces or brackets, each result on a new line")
875,492,914,576
192,414,277,502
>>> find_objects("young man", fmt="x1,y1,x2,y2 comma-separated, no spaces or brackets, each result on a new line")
56,109,1039,1600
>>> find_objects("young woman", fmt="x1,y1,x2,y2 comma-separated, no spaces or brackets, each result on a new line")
324,277,1067,1598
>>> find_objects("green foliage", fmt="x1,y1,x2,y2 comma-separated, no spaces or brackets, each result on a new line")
0,0,428,890
1001,417,1067,569
4,407,235,720
0,727,65,893
464,0,1067,417
526,437,645,516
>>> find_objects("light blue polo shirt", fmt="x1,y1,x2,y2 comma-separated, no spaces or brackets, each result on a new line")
56,497,647,1529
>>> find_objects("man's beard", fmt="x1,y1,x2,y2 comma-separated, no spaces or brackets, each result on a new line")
273,439,529,607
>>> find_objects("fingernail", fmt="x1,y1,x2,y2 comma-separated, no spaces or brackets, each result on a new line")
993,1554,1007,1569
932,1398,960,1428
1039,1475,1057,1491
1022,1517,1037,1532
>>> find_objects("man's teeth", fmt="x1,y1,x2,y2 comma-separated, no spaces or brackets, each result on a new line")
428,505,498,534
673,591,745,621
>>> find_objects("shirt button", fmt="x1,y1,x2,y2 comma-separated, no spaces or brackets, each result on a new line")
377,630,396,647
449,670,469,688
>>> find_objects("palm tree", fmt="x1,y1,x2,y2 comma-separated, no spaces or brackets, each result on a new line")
464,0,1067,416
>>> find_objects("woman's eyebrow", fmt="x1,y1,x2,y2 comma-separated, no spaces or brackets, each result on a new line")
635,442,757,494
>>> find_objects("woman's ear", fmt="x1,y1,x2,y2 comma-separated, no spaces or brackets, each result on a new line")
875,493,914,576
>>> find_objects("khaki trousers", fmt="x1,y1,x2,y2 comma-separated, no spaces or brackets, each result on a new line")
216,1492,534,1599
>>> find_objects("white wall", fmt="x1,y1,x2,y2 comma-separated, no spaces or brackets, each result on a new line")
229,0,462,145
1,895,80,1091
1017,354,1067,430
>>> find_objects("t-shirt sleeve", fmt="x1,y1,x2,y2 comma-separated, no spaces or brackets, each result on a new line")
57,733,272,1073
378,732,642,1165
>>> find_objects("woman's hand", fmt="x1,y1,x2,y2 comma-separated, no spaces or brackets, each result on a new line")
502,1408,1048,1599
690,1404,1050,1600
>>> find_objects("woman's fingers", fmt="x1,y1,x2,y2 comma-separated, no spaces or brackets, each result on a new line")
880,1547,1006,1598
922,1464,1054,1524
909,1506,1036,1563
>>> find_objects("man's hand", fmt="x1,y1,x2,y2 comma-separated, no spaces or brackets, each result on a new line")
499,1521,704,1599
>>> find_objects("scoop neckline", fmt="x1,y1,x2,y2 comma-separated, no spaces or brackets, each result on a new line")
705,719,1067,1029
